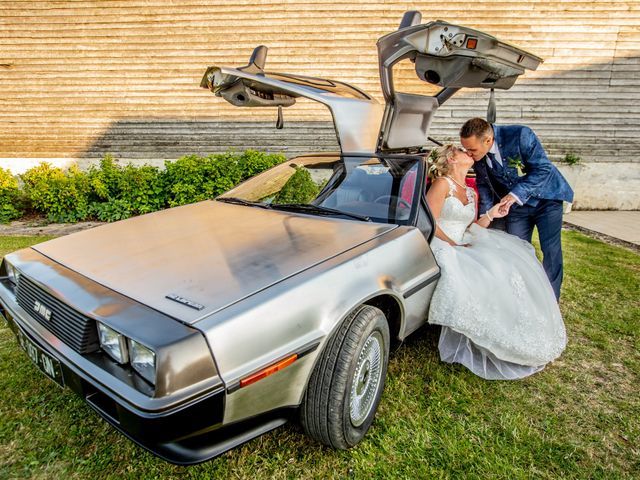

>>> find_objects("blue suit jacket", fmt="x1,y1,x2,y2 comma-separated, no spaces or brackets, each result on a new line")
474,124,574,215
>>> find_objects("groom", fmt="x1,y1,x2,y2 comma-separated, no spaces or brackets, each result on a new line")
459,118,574,300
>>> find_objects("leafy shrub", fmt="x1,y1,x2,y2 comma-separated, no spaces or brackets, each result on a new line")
563,152,581,165
237,150,285,181
163,154,226,207
13,150,286,223
0,167,24,223
120,164,166,215
274,165,320,204
21,163,91,222
163,151,285,207
86,156,166,221
87,154,123,201
89,199,132,222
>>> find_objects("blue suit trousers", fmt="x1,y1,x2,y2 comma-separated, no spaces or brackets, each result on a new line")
504,199,564,300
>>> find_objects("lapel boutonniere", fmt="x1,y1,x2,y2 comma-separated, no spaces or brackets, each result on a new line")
507,156,526,177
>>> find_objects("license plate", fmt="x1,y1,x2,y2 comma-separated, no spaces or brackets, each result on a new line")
15,327,65,387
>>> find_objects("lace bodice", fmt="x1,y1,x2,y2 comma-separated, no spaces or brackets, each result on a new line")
437,177,476,244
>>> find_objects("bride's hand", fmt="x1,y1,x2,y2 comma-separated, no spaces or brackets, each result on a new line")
489,203,509,219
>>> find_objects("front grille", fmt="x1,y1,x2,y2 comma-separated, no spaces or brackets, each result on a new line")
16,275,99,354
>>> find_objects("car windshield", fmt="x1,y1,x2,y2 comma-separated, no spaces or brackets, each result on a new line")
218,155,422,225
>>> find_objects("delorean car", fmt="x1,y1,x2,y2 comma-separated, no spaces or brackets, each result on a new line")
0,12,541,464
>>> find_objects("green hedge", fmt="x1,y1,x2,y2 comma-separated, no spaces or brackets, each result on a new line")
0,167,24,223
0,151,285,224
274,165,320,204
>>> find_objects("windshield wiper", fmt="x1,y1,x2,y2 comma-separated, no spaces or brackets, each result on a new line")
271,203,370,222
216,197,272,209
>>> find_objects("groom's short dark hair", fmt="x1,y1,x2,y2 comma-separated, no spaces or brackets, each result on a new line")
460,118,492,139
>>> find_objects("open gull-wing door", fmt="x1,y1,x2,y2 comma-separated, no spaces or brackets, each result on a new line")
201,46,384,154
376,11,543,152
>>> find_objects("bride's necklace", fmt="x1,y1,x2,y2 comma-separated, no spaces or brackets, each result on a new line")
446,175,468,190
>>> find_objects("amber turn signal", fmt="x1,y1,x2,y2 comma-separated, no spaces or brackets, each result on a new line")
466,38,478,49
239,354,298,388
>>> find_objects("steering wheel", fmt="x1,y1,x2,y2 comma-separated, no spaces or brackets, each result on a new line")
373,195,411,209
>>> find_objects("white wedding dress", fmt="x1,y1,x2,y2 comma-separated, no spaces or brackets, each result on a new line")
428,177,567,380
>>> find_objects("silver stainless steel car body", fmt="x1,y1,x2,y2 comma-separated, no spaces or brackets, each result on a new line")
0,154,438,462
0,11,541,464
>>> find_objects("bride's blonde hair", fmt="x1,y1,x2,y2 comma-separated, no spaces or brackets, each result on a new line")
428,144,457,180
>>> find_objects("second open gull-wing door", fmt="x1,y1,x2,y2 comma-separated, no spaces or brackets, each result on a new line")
201,46,384,154
376,11,543,152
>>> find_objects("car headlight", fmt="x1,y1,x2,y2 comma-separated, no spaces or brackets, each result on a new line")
5,261,18,285
97,322,129,364
129,339,156,385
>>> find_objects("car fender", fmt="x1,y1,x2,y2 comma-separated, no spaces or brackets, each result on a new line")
195,226,439,423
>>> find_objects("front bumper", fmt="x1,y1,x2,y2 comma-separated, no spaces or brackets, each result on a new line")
0,285,288,465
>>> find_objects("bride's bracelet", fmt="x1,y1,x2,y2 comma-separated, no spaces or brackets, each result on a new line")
484,211,494,222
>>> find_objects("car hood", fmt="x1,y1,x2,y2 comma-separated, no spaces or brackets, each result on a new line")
32,201,396,324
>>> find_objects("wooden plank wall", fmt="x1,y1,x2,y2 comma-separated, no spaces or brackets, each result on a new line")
1,0,639,164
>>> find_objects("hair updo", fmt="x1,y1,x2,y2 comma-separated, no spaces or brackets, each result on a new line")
427,144,457,180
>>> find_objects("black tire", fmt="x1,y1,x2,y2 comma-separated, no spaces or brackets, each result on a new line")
300,305,390,449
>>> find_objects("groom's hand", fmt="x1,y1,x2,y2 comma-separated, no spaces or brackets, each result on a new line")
498,194,518,215
497,202,510,216
489,204,509,219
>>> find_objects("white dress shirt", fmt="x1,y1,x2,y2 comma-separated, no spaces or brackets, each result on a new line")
487,141,503,168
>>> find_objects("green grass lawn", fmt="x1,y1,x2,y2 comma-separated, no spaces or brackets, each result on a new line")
1,231,638,479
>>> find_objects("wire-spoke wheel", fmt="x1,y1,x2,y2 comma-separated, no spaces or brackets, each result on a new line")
300,305,390,449
349,330,384,427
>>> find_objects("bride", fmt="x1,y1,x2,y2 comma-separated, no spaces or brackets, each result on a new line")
426,144,567,380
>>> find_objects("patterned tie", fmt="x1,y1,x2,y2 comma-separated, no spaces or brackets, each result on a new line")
486,152,496,168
